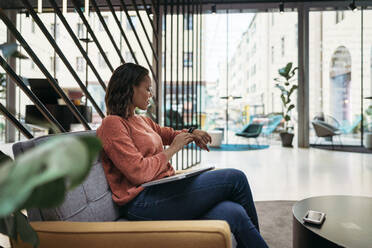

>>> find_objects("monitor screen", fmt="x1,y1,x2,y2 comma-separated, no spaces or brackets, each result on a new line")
28,78,61,104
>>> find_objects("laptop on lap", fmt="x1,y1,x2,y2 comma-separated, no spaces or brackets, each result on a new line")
141,166,215,187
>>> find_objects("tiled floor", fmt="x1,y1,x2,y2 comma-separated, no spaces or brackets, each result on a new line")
199,145,372,201
1,143,372,247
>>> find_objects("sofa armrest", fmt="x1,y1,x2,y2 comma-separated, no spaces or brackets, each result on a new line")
11,220,232,248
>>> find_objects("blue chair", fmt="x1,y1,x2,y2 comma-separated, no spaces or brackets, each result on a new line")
235,123,263,145
261,115,283,136
339,115,362,134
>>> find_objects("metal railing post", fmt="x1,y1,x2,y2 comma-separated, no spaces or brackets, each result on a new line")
0,8,91,130
0,55,66,132
71,0,114,72
105,0,139,64
22,0,105,119
0,103,33,139
91,0,125,64
49,0,107,91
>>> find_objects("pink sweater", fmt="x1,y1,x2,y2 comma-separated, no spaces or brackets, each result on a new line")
97,115,183,205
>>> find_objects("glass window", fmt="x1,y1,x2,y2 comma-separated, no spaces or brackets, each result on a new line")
50,56,54,71
183,52,193,67
162,15,166,31
50,57,60,72
251,64,256,76
295,23,298,47
309,9,364,146
99,16,108,31
370,47,372,89
335,11,345,24
184,15,193,30
162,52,165,67
76,57,84,72
251,22,256,34
125,51,136,63
77,23,85,38
31,19,36,33
126,15,137,30
204,11,298,137
50,23,59,39
98,52,108,68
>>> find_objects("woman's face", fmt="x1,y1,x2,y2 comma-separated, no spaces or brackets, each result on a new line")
132,75,153,110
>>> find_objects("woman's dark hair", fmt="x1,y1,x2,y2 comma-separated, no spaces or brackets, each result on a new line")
105,63,149,118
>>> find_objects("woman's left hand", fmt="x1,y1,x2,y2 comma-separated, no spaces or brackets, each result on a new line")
191,130,212,152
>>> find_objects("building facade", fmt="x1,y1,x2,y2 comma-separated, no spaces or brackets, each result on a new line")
218,10,372,133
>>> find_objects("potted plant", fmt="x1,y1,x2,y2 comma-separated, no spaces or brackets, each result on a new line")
275,62,298,147
0,42,29,101
364,105,372,149
0,135,101,247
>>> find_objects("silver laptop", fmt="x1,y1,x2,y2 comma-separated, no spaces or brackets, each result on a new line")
141,166,215,187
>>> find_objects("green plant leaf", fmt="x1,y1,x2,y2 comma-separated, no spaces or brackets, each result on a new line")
287,104,295,112
289,67,298,78
0,162,12,188
281,95,286,106
21,178,66,210
288,85,298,98
275,84,286,94
365,105,372,116
0,151,13,186
0,211,39,248
279,62,293,79
0,151,12,165
0,136,102,217
15,211,39,247
285,115,291,121
78,136,102,173
0,215,17,240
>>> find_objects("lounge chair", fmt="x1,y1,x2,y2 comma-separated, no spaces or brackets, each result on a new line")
261,115,283,136
312,120,342,147
235,123,263,145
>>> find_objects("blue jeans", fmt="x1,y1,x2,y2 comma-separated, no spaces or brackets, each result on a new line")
124,169,268,248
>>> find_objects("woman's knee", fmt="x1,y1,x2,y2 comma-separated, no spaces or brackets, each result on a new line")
203,201,253,231
224,168,248,185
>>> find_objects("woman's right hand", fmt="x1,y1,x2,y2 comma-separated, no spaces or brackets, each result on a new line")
170,133,194,152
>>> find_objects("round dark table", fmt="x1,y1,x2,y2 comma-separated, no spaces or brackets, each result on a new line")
292,196,372,248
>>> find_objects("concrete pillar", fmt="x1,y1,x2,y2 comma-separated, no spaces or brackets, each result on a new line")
298,4,310,148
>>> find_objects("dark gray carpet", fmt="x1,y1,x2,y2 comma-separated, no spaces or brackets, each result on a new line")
255,201,296,248
310,144,372,154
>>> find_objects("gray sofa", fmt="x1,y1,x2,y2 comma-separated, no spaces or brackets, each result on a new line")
13,130,121,222
12,130,234,248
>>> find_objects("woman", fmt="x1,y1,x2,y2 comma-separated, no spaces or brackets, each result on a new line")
97,63,268,248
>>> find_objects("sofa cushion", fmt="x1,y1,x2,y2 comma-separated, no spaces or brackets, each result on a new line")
12,130,121,222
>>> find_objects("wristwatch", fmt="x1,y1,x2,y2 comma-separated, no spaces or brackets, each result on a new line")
188,127,196,133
